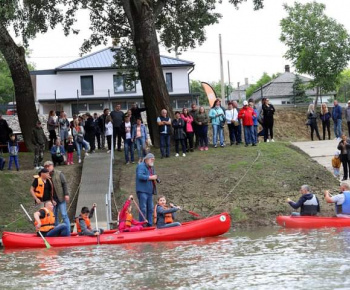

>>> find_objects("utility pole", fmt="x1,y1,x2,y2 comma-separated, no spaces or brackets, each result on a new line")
219,34,225,107
227,60,231,101
237,82,241,103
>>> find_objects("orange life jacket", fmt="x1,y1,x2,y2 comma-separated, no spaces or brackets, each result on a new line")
35,207,55,232
153,205,174,225
125,212,133,227
75,215,91,233
34,176,45,199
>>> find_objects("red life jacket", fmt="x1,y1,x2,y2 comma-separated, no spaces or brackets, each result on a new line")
76,215,91,233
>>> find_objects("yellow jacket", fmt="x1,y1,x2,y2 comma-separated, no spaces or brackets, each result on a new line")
332,157,341,169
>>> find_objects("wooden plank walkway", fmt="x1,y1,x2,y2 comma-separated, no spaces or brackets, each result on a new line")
75,152,111,229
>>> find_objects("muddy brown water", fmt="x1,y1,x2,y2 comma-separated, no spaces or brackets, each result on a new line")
1,227,350,289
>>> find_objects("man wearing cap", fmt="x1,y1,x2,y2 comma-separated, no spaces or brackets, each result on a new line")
136,153,158,226
31,120,46,170
30,168,55,206
332,100,342,141
44,160,70,233
238,101,257,147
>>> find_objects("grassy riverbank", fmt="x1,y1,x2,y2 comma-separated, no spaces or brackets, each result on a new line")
0,152,82,234
114,141,339,228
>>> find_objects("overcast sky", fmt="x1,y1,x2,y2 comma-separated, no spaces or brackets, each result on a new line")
24,0,350,87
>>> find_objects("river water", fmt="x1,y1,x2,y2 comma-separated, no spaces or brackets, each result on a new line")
1,227,350,289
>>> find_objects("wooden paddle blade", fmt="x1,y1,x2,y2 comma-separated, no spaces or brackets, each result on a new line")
187,210,202,218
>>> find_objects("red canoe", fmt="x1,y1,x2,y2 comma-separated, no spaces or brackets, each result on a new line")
276,215,350,228
2,212,231,248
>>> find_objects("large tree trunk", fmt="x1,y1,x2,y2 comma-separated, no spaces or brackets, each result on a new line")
0,25,39,151
124,0,173,147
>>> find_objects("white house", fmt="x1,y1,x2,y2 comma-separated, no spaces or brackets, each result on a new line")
30,47,197,116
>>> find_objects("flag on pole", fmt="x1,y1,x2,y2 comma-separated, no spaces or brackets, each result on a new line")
201,82,218,107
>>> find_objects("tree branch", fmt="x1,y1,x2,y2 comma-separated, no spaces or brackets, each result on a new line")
154,0,167,17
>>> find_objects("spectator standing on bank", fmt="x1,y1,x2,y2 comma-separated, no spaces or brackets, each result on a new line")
32,120,46,170
189,103,199,148
58,112,69,145
105,115,113,154
345,101,350,137
66,135,75,165
338,134,350,181
132,117,148,163
225,102,238,146
195,106,209,151
250,102,259,145
93,113,101,149
0,113,12,153
320,103,331,140
181,108,194,152
131,103,147,122
7,133,19,171
262,98,275,142
157,109,171,158
307,104,321,141
172,111,186,157
84,112,96,153
98,108,110,149
232,101,242,144
110,104,124,151
333,100,343,141
209,99,225,148
121,115,134,164
238,101,257,147
47,110,58,149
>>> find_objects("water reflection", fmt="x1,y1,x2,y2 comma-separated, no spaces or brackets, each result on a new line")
2,228,350,289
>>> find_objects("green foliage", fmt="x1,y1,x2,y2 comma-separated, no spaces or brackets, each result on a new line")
280,2,350,94
292,74,311,104
246,72,274,98
336,69,350,102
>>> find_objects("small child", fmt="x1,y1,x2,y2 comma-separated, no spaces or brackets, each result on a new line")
66,135,75,165
75,204,104,236
332,151,341,179
118,195,147,232
8,133,19,171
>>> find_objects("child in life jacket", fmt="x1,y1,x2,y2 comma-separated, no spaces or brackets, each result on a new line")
119,195,148,232
76,204,104,236
332,151,341,179
154,196,181,229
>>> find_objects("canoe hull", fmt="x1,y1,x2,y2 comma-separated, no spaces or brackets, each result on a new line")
276,215,350,228
2,213,231,248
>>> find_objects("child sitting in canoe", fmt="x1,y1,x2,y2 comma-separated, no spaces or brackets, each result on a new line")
119,195,148,232
154,196,181,229
76,204,104,236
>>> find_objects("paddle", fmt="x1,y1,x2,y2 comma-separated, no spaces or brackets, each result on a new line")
93,204,100,245
170,203,202,218
20,204,51,249
132,198,147,222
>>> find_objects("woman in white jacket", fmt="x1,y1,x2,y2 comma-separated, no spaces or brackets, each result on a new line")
105,115,113,153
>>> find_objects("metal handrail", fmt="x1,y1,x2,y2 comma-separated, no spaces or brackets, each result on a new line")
106,136,114,229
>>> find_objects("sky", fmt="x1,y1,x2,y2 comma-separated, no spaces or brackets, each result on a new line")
23,0,350,87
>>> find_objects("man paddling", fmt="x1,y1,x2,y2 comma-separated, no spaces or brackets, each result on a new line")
324,182,350,217
34,201,70,237
286,184,320,216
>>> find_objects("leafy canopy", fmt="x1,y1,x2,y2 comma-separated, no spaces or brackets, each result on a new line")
280,1,350,93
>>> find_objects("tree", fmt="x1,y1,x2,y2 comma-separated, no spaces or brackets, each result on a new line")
62,0,264,145
280,2,350,107
246,72,274,98
292,74,310,104
0,2,63,150
190,80,208,106
336,69,350,103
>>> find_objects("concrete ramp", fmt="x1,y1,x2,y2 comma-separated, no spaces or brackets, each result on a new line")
75,153,111,229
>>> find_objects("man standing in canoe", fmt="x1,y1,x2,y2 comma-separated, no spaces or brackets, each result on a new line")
34,201,70,237
324,183,350,217
136,153,158,226
286,185,320,216
30,168,54,206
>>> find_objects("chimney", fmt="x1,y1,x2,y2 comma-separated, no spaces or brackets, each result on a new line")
244,78,249,86
285,65,290,73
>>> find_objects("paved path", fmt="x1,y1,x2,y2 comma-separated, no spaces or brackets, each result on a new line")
75,152,111,229
291,139,339,173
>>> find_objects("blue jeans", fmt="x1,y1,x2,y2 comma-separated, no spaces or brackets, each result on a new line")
157,222,181,229
8,156,19,170
212,124,224,146
334,119,342,138
46,223,70,237
54,200,71,235
124,139,134,162
75,140,90,158
244,125,255,145
138,192,153,226
160,134,170,157
252,125,258,144
135,138,146,159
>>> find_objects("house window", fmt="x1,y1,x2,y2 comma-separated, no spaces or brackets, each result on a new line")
89,103,104,111
165,73,173,92
113,75,136,93
71,103,88,115
281,101,291,105
80,76,94,95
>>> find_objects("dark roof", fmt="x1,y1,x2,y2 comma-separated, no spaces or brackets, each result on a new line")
31,47,194,75
250,72,334,101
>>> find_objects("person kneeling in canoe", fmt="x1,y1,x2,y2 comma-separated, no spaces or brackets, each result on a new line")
76,204,104,236
154,196,181,229
34,201,70,237
286,184,320,216
324,182,350,217
119,195,148,232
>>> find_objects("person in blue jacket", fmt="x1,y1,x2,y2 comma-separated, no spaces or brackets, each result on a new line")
136,153,158,226
324,182,350,217
332,100,343,140
8,133,19,171
286,184,320,216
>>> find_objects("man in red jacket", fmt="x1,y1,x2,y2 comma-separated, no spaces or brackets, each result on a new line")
238,101,257,147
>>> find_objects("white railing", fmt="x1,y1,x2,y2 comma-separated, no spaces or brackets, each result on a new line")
105,136,114,229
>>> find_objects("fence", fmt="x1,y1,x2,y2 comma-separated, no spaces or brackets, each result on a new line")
105,137,114,229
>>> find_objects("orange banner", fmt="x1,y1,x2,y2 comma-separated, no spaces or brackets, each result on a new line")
201,82,218,107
